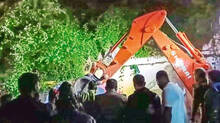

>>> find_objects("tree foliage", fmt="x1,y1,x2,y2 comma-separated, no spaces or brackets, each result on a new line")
0,0,145,96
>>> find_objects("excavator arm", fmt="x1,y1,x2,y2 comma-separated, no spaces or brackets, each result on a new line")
91,10,167,78
90,10,211,94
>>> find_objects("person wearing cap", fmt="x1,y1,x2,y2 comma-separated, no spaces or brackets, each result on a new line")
95,79,127,123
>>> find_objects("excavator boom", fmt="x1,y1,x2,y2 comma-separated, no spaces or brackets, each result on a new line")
90,10,211,95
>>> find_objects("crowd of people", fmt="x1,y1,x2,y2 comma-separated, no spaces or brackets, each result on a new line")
0,69,219,123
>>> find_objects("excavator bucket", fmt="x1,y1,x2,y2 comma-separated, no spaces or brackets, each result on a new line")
73,74,101,95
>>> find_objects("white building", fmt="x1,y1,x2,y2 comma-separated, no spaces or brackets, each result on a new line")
202,33,220,70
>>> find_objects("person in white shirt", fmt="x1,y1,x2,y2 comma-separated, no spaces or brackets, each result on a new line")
156,70,187,123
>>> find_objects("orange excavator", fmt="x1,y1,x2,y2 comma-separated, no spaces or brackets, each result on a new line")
74,10,211,117
73,10,211,118
89,10,211,95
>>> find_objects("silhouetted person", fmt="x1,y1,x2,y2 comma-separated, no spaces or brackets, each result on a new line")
156,70,187,123
0,94,12,108
95,79,127,123
51,81,96,123
204,70,220,123
0,72,50,123
125,74,161,123
191,68,209,123
82,79,99,119
45,89,58,116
